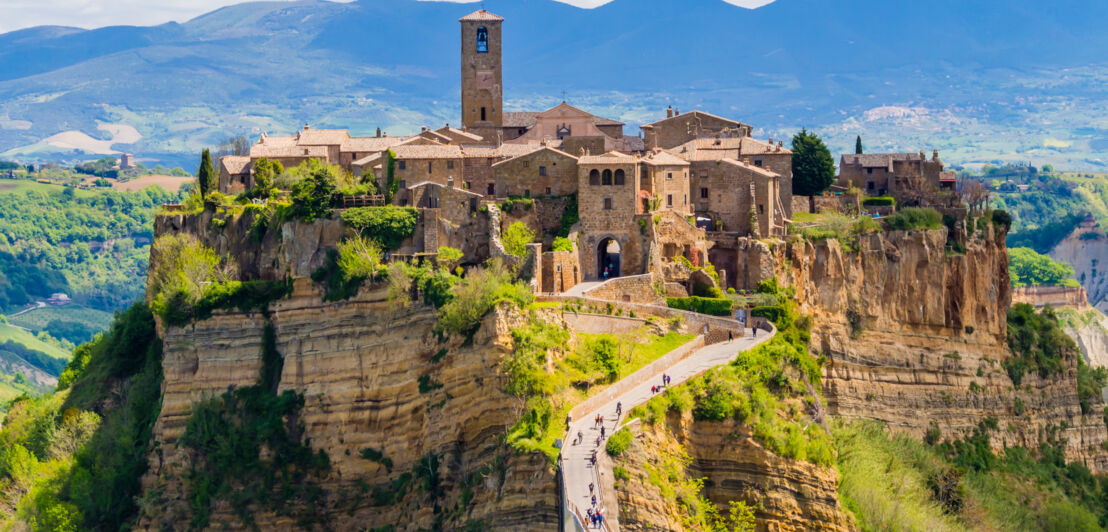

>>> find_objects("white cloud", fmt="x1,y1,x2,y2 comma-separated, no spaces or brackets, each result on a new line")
0,0,775,34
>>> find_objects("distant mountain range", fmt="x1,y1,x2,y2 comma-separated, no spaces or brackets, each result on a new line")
2,0,1108,169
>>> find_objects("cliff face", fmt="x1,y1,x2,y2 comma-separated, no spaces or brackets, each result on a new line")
616,414,854,532
781,226,1108,471
1051,225,1108,312
138,280,558,530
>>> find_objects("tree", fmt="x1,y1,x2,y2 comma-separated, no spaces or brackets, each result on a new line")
1009,247,1078,287
289,164,337,222
855,135,863,154
958,179,989,212
251,158,282,197
502,221,536,259
791,129,835,197
216,135,250,157
196,149,215,196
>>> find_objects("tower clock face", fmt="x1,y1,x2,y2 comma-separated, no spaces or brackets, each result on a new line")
476,70,495,90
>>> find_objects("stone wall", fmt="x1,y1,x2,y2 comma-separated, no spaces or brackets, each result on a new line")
576,161,644,280
493,147,578,198
582,274,664,305
1011,285,1090,309
541,250,579,293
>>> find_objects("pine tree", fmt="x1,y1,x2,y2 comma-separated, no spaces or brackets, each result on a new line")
197,148,215,196
855,135,863,154
791,129,836,196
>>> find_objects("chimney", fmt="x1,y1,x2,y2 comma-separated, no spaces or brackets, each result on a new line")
304,124,310,130
421,126,428,133
933,149,940,161
375,127,381,138
447,176,454,188
666,105,674,119
777,140,783,149
768,137,773,145
675,107,680,116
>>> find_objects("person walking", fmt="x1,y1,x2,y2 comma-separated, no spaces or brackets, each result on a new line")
616,401,622,416
728,330,733,343
753,325,757,337
589,482,594,494
651,385,656,394
600,425,606,438
577,430,583,445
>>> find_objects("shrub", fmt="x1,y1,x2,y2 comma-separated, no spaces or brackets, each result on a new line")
991,209,1012,231
340,206,418,250
556,193,578,237
502,221,536,259
312,249,366,302
289,163,338,222
1008,247,1078,287
148,234,233,322
437,261,532,336
436,246,464,272
884,207,943,231
667,297,733,317
605,428,633,456
552,236,574,252
1004,303,1077,384
862,196,895,207
337,235,385,281
751,305,783,323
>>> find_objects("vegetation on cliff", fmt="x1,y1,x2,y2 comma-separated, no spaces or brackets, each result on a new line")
0,303,164,530
836,419,1108,531
1008,247,1079,287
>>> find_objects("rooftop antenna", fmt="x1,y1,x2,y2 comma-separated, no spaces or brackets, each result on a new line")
562,89,567,102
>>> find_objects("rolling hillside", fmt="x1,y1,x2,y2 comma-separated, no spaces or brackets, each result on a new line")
0,0,1107,168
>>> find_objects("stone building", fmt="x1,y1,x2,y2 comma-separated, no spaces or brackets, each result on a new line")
492,144,579,198
838,150,948,198
639,149,692,216
641,108,753,150
576,151,644,280
120,153,135,170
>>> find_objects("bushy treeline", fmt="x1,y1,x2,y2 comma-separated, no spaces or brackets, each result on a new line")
0,303,163,530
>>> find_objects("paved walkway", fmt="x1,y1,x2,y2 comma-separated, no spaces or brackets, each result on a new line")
563,281,602,298
561,325,775,531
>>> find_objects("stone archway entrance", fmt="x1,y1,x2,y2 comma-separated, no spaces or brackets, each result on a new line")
598,238,622,279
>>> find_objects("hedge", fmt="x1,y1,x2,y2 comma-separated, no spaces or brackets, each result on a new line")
340,206,418,249
751,305,784,323
666,296,733,316
862,196,895,207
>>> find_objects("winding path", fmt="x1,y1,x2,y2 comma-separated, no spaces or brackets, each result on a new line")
559,306,776,531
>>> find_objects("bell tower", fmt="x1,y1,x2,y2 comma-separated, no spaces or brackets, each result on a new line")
460,10,504,132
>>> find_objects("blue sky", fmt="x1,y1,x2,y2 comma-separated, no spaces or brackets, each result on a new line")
0,0,775,33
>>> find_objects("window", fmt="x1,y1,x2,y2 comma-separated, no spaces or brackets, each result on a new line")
684,194,687,205
758,204,764,214
754,159,763,168
866,168,873,175
667,194,673,207
523,161,529,168
545,187,551,195
465,181,471,190
602,169,612,186
589,169,600,185
866,181,875,190
539,166,547,176
476,27,488,53
614,169,625,185
428,162,433,174
603,197,613,210
481,107,487,121
447,161,454,170
487,183,495,196
524,189,530,197
700,187,708,199
666,172,673,180
398,161,407,170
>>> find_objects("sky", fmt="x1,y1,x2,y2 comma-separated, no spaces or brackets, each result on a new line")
0,0,775,33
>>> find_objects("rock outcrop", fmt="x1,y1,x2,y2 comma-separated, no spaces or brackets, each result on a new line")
780,225,1108,471
616,413,854,532
138,280,558,530
1051,222,1108,312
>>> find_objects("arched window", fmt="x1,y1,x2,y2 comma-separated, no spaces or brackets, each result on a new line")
614,169,625,185
589,169,600,186
602,169,613,186
476,27,489,53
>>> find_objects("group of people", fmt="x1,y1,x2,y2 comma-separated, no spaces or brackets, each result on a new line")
580,401,625,529
586,505,605,528
651,373,672,395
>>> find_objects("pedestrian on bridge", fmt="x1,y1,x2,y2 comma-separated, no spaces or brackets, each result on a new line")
589,482,594,494
616,401,622,416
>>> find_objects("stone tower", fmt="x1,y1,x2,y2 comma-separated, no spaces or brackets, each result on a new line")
460,9,504,132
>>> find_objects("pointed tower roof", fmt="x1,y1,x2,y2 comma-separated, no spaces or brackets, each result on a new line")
460,9,504,22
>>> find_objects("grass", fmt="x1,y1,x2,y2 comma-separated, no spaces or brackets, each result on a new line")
7,304,113,334
0,180,97,198
789,211,882,252
834,419,1106,531
0,323,69,360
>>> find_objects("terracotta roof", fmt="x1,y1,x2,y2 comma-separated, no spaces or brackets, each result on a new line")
435,126,484,142
721,158,779,178
296,128,349,146
220,156,251,175
674,137,790,162
352,153,383,167
841,153,926,168
503,112,538,128
621,135,646,152
251,145,329,159
641,150,690,166
578,151,636,165
407,181,484,197
419,129,454,143
391,144,463,159
491,146,578,168
341,136,409,153
460,9,504,22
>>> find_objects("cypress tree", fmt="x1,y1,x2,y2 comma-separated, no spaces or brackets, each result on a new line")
855,135,863,154
197,148,215,196
791,129,836,196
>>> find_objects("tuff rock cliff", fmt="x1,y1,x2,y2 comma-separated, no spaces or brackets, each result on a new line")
776,223,1108,471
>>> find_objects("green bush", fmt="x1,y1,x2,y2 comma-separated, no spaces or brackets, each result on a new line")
337,235,385,282
751,305,784,323
289,162,338,222
605,428,633,456
437,261,532,336
1008,247,1079,287
557,193,578,237
499,196,533,213
1004,303,1078,385
884,207,943,231
502,221,536,259
312,249,366,302
862,196,895,207
340,206,418,250
552,236,574,252
666,297,733,317
160,279,293,327
991,209,1012,231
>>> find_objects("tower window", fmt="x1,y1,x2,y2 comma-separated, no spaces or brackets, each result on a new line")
428,162,433,174
603,197,613,210
667,194,673,207
589,170,600,185
539,166,547,176
614,169,625,185
700,187,708,199
447,161,454,170
476,27,488,53
398,161,406,170
481,107,487,121
602,170,612,186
